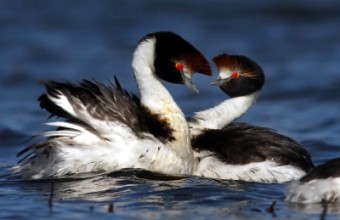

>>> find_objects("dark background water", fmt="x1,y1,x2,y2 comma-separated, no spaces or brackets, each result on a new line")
1,0,340,219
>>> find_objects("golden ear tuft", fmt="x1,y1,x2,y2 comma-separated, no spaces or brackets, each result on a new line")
180,53,212,76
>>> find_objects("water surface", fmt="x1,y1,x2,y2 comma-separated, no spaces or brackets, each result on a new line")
1,1,340,219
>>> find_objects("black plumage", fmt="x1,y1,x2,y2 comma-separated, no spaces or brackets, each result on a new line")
300,158,340,182
193,122,314,173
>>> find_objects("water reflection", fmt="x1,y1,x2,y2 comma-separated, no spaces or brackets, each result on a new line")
288,202,340,215
2,166,340,218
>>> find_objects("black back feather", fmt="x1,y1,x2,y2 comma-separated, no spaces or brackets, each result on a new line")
192,122,314,173
300,158,340,182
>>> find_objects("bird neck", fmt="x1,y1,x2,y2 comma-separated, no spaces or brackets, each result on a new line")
132,38,193,173
190,91,259,136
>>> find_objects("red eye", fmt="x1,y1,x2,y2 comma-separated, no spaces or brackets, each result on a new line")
175,63,184,71
232,72,239,78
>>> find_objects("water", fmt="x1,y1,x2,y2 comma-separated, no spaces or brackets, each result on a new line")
1,0,340,219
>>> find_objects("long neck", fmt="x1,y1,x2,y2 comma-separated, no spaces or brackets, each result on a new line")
189,91,259,136
132,39,193,173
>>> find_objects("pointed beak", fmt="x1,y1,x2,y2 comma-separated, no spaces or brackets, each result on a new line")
210,77,223,86
181,72,199,94
210,77,232,86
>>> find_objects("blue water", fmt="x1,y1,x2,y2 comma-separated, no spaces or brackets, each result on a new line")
1,0,340,219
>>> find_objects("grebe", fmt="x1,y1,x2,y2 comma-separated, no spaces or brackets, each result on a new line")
189,54,314,183
15,32,212,179
286,158,340,203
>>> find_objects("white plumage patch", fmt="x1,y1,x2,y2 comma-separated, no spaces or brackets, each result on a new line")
285,177,340,203
15,118,187,179
193,151,306,183
219,70,233,79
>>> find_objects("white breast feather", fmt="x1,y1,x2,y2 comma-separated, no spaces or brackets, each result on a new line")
194,151,306,183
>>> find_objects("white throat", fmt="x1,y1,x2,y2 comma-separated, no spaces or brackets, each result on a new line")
189,91,259,136
131,37,194,173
